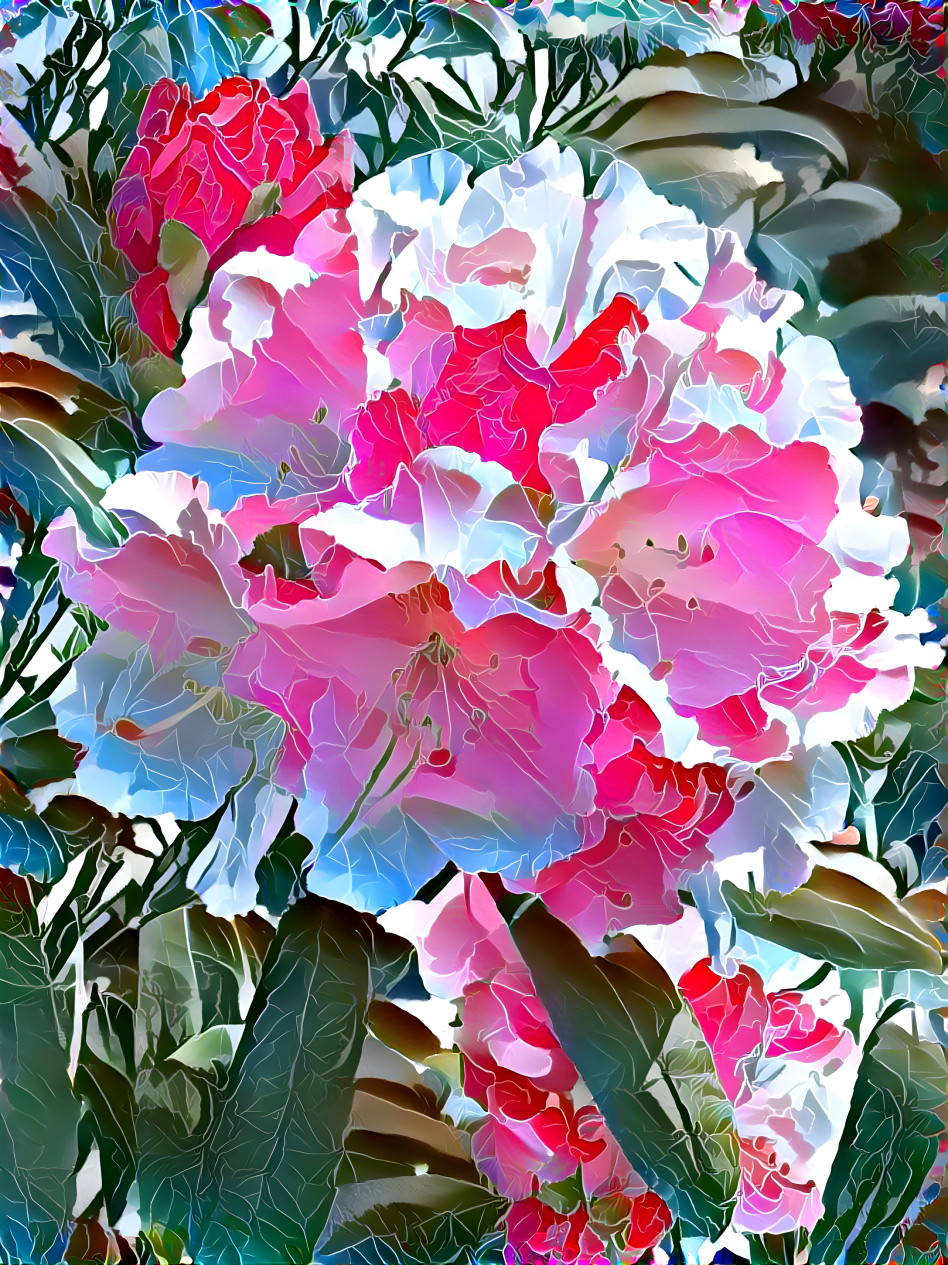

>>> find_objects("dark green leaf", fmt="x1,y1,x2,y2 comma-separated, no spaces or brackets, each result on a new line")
0,917,79,1262
810,1025,948,1264
511,899,680,1094
190,896,376,1264
511,901,737,1238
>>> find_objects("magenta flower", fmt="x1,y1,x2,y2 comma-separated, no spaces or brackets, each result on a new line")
110,76,352,352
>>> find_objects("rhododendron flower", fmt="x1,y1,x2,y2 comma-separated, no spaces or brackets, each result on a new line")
110,75,351,352
141,227,367,507
736,1136,823,1236
42,472,292,914
560,420,939,758
508,688,736,941
679,956,771,1100
224,557,615,908
502,1189,670,1264
681,957,853,1095
383,874,661,1221
764,989,852,1062
44,471,252,667
347,296,644,497
134,139,940,918
503,1199,610,1265
771,0,944,50
674,948,859,1234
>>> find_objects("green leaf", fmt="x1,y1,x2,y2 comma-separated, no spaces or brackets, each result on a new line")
169,1023,244,1073
317,1175,506,1265
73,1033,137,1224
0,910,79,1262
511,900,681,1093
0,414,125,549
810,1024,948,1264
202,2,273,39
0,729,81,791
135,907,226,1259
511,901,737,1239
722,866,944,973
190,896,377,1264
157,219,210,323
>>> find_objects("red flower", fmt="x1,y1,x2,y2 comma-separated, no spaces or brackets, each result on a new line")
514,692,734,942
503,1199,610,1265
503,1189,672,1264
624,1191,674,1254
110,75,352,353
349,295,645,497
764,990,849,1063
736,1137,821,1234
679,957,768,1100
787,1,943,51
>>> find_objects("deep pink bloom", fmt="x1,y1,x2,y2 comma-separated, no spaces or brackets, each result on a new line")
226,564,613,874
503,1200,610,1265
510,689,734,941
142,213,369,483
502,1188,671,1265
786,0,943,50
350,296,645,498
564,421,916,759
623,1191,674,1254
43,471,251,668
679,957,769,1101
764,991,850,1063
385,874,652,1210
110,76,352,352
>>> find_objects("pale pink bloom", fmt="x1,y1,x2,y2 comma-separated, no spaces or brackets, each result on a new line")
142,217,367,491
44,471,251,666
735,1136,823,1235
381,872,517,1001
225,560,613,878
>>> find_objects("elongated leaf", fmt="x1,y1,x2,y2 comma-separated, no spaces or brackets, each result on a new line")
318,1175,506,1265
190,896,376,1264
810,1025,948,1264
0,415,125,548
511,901,737,1239
136,907,212,1254
0,900,79,1263
73,1044,137,1225
723,867,944,973
511,900,681,1094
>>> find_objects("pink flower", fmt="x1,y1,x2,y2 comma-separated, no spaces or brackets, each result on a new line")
784,0,943,50
224,561,614,896
621,1190,674,1254
563,421,923,759
509,689,735,941
736,1137,823,1235
386,870,515,1001
142,219,368,495
679,957,769,1101
383,875,649,1209
110,76,351,353
350,295,645,498
503,1200,610,1265
764,990,851,1063
44,471,251,667
501,1189,672,1265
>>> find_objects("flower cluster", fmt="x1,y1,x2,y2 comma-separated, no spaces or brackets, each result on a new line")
54,99,937,941
2,0,946,1250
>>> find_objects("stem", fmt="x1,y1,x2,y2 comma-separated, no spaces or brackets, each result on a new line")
328,730,400,843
